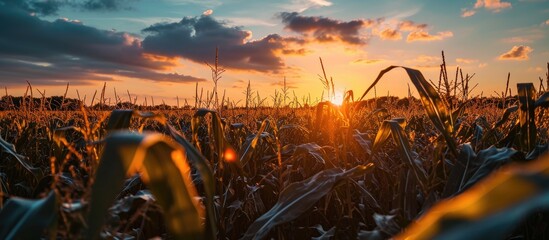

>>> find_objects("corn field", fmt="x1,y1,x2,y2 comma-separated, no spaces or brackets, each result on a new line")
1,64,549,240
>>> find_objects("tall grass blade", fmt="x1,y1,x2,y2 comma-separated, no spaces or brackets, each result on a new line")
86,132,203,239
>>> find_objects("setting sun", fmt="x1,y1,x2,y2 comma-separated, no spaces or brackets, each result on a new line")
330,91,344,106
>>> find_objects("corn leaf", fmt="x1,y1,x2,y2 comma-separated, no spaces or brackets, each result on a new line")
442,143,477,197
0,135,41,178
359,66,457,155
240,117,276,167
86,132,203,239
106,109,166,132
241,164,373,240
388,120,428,191
517,83,537,152
102,109,217,238
372,119,426,190
192,108,232,162
535,91,549,108
165,124,217,239
0,190,58,239
372,118,406,153
396,153,549,240
460,146,519,192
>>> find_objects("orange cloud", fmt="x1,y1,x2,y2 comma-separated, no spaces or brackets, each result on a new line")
398,20,427,32
498,45,533,61
378,28,402,40
456,58,479,64
407,31,453,42
474,0,511,12
202,9,213,16
461,9,476,17
352,59,384,64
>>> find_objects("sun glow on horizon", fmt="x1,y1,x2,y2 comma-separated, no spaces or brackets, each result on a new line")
330,91,344,105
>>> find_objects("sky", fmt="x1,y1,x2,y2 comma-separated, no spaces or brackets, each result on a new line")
0,0,548,106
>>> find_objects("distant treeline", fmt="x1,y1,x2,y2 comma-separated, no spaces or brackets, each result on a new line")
0,95,519,111
0,96,192,111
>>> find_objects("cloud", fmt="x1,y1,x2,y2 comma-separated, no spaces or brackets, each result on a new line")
502,36,534,43
406,55,442,68
461,8,476,17
81,0,135,11
370,20,452,42
377,28,402,40
0,5,205,85
0,0,137,15
270,79,299,88
498,45,533,60
142,15,305,73
202,9,213,16
407,31,453,42
282,0,333,12
351,59,384,65
461,0,511,17
527,66,543,72
545,19,549,25
456,58,479,64
397,20,427,31
278,12,374,45
474,0,511,12
223,17,277,27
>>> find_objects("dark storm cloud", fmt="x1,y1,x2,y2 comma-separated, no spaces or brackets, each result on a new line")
81,0,135,11
0,0,136,15
0,6,206,85
141,16,305,73
278,12,375,45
